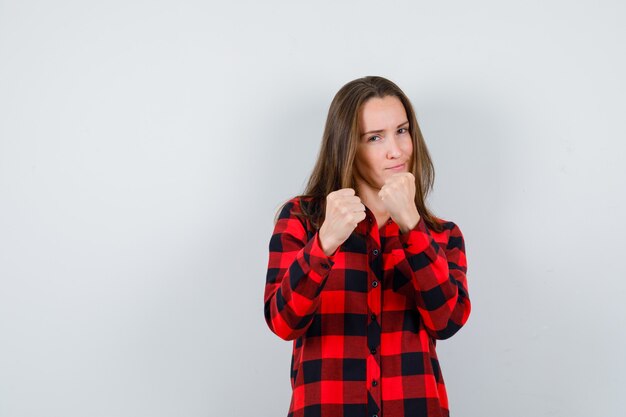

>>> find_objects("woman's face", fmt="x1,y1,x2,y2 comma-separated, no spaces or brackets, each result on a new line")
354,95,413,192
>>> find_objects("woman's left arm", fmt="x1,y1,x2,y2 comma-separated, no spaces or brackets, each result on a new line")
394,218,471,340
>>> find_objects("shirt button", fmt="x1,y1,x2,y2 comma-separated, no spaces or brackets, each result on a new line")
372,281,378,288
372,380,378,387
372,249,379,256
321,263,329,269
370,347,376,354
387,219,392,225
373,414,379,417
368,217,373,223
370,314,376,321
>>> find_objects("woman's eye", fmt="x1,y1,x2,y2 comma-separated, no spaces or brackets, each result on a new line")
398,127,408,134
368,135,382,142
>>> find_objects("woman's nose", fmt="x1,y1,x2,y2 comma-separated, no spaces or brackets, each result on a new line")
386,138,401,158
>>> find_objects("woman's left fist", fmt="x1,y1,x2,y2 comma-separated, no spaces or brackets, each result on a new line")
378,172,420,233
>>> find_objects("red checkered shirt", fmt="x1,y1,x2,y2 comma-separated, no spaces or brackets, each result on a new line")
264,196,471,417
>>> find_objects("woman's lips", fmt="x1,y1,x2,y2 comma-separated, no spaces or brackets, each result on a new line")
387,163,406,171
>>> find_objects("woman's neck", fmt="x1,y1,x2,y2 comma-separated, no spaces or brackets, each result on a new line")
356,183,389,222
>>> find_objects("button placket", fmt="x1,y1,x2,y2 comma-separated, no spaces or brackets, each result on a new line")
365,223,382,415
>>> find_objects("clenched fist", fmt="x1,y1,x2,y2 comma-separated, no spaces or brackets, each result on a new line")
378,172,420,233
318,188,366,256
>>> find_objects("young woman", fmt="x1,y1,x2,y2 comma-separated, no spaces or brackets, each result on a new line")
264,76,471,417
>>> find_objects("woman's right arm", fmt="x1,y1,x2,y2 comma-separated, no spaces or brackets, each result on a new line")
263,200,336,341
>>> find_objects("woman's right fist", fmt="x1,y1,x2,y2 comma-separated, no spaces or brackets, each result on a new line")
318,188,366,256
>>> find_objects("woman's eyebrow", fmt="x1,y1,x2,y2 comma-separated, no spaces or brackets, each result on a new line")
361,121,409,137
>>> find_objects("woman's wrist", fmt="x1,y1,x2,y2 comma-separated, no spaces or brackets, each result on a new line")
398,211,420,234
318,228,338,257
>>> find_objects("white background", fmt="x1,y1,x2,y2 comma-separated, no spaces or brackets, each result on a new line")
1,1,625,416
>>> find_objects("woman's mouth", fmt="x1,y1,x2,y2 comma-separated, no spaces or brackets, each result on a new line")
387,163,406,171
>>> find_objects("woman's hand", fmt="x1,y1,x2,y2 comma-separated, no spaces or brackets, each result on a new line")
378,173,420,233
319,188,366,256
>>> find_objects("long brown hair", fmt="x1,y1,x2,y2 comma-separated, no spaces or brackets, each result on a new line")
276,76,444,233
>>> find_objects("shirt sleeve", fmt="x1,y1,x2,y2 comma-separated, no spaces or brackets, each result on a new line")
263,200,336,341
395,217,471,340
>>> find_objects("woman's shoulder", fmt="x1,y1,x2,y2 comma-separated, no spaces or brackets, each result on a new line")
273,196,320,241
434,217,460,230
274,195,321,228
429,216,465,249
277,195,312,216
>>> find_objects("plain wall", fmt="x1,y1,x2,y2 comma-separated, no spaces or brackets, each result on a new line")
1,0,625,416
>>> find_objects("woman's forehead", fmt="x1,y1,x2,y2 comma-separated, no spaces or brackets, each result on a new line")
359,96,408,132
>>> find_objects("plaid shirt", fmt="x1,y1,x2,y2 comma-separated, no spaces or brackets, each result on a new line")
264,197,471,417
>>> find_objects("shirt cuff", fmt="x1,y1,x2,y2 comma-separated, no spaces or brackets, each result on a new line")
305,232,336,279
